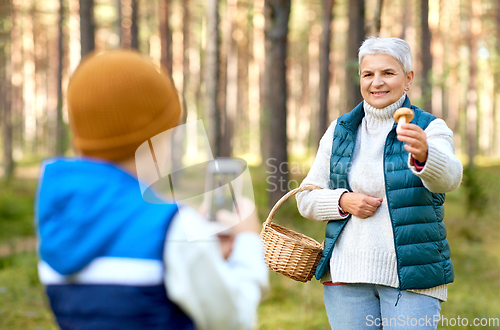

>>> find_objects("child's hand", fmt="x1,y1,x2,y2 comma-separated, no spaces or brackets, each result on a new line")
215,198,260,235
217,234,235,260
215,198,259,259
396,123,428,163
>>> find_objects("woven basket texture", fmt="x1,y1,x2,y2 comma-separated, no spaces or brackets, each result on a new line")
260,185,323,283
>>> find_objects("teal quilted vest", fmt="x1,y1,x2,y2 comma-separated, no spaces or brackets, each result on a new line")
315,96,454,290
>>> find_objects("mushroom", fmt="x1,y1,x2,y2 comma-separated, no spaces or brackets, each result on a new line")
393,107,414,133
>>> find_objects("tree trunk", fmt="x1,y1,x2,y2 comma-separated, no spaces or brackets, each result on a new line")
493,0,500,155
264,0,290,206
31,5,39,156
318,0,334,145
260,36,270,162
217,12,228,158
465,0,480,168
2,74,13,178
205,0,222,157
236,0,250,154
251,0,264,159
10,0,23,158
400,0,409,40
345,0,365,112
420,0,432,114
79,0,95,58
56,0,67,156
130,0,139,50
222,0,238,157
373,0,383,36
439,0,449,122
169,0,190,175
301,46,311,153
159,0,173,76
196,38,204,121
0,0,13,178
182,0,189,124
447,0,460,133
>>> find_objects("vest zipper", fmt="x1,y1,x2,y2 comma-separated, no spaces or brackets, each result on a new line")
395,288,402,306
383,127,403,306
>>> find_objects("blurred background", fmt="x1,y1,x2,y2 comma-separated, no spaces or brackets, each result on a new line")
0,0,499,329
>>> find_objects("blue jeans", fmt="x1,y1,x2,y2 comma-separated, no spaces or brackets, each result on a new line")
323,284,441,330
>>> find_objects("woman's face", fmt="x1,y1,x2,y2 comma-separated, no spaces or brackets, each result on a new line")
360,54,414,109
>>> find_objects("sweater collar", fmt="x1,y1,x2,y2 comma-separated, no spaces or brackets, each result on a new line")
362,92,407,126
339,94,411,135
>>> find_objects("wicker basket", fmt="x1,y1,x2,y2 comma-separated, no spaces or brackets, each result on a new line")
260,185,323,283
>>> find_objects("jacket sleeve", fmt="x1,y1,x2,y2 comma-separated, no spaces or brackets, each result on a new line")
164,208,269,330
296,120,349,221
407,118,463,193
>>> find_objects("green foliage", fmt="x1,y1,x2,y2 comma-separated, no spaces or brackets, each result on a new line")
0,252,57,330
438,166,500,329
259,274,329,330
0,179,36,243
462,165,500,216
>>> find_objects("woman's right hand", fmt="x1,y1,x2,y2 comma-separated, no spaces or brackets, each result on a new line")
339,192,383,219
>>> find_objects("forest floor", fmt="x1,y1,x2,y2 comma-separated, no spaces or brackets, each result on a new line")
0,163,499,329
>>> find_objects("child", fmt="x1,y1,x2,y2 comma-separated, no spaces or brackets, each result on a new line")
35,50,268,330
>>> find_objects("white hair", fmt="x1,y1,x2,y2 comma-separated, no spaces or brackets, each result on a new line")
358,37,412,74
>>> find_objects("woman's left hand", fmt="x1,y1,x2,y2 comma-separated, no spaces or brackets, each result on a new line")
396,123,428,163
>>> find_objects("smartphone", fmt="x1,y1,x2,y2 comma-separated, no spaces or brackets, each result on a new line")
205,158,244,222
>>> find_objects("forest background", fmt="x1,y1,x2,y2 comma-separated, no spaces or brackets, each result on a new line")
0,0,499,329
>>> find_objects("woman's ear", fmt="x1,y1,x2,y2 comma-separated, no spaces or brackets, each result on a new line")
406,71,415,89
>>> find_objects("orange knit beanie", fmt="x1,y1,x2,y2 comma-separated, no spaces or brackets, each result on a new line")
67,50,181,161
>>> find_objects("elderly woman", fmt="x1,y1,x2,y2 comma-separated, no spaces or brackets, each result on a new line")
297,37,462,330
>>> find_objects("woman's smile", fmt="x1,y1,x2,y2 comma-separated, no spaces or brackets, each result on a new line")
371,91,389,96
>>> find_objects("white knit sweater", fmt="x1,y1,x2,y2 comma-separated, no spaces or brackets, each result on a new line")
297,93,463,302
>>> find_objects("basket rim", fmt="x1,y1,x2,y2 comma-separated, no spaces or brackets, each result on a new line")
263,184,322,227
261,222,323,250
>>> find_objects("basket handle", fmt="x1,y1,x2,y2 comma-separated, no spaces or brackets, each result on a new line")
263,184,322,226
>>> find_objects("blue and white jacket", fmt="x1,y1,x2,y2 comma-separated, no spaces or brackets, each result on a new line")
35,158,194,330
